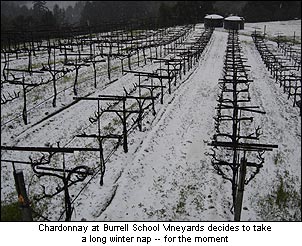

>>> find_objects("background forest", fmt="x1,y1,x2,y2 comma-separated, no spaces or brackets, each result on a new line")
2,1,301,31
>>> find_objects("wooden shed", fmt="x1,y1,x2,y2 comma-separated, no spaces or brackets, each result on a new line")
204,14,224,29
224,16,245,30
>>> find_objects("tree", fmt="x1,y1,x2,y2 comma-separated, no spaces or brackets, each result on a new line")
158,3,173,27
242,1,301,22
53,4,65,27
30,1,57,30
157,1,214,27
32,1,49,15
80,1,94,26
12,15,27,30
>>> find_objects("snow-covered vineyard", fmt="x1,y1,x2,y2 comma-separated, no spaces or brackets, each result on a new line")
1,20,301,221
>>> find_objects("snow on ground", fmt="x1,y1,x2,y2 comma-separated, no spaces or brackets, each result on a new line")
239,32,301,221
1,20,301,221
244,20,301,42
96,30,231,221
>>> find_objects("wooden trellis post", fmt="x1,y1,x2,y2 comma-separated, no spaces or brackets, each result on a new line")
2,146,98,221
13,163,33,221
209,30,278,221
234,155,247,221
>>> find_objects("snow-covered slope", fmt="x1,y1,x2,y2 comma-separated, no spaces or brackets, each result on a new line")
1,20,301,221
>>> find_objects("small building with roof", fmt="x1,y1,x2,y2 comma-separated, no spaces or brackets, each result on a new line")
204,14,224,29
224,16,245,30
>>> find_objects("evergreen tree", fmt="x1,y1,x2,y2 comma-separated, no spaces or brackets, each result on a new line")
243,1,301,22
53,4,65,27
158,2,173,27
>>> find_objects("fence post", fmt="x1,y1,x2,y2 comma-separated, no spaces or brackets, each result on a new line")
234,156,247,221
13,165,33,221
